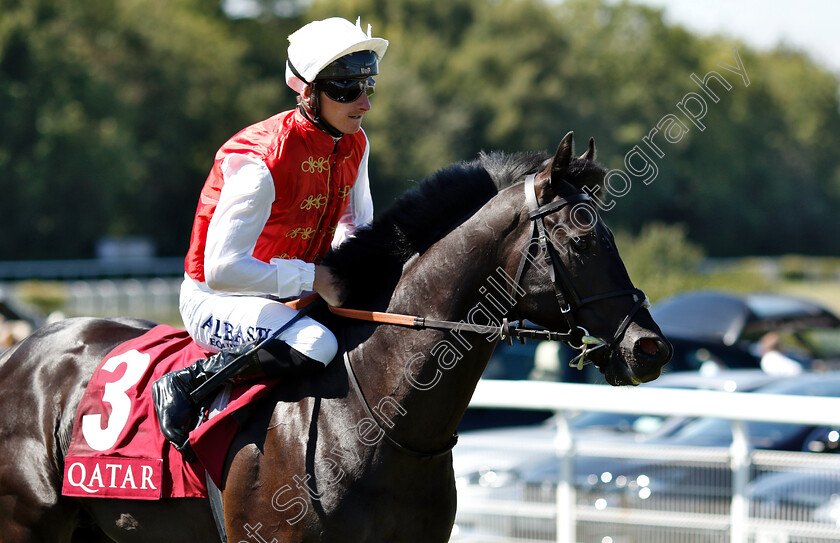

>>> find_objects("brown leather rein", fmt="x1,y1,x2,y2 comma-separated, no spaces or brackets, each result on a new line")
286,294,574,343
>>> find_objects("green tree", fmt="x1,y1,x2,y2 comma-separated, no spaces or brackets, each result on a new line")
2,0,839,261
615,222,704,301
0,0,287,259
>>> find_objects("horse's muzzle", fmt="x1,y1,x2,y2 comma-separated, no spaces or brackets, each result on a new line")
601,327,672,386
634,336,672,368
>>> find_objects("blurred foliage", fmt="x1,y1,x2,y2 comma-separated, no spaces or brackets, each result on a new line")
615,222,778,302
1,0,839,260
14,280,65,314
776,255,840,281
0,0,301,258
616,223,704,280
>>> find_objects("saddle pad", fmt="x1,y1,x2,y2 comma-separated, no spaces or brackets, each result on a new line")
62,324,278,500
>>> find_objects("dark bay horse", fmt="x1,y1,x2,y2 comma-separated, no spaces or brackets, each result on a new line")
0,133,671,542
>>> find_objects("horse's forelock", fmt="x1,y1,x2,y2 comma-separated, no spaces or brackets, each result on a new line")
509,151,608,200
564,155,608,192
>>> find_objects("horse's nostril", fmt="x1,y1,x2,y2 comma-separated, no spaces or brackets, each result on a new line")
637,337,660,357
633,336,673,366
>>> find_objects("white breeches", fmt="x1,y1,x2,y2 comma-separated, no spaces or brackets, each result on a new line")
179,277,337,365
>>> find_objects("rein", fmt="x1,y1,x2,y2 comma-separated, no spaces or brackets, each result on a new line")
328,306,573,342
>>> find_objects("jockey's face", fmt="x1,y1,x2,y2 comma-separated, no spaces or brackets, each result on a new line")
317,86,371,134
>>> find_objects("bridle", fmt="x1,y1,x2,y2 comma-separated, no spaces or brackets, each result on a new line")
511,173,651,369
330,172,652,459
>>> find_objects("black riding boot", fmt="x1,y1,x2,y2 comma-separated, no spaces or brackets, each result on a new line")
152,341,325,458
151,343,259,456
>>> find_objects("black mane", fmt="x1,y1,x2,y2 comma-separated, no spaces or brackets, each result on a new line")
323,150,551,307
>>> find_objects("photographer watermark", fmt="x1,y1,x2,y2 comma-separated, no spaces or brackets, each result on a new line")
235,47,735,531
584,47,750,211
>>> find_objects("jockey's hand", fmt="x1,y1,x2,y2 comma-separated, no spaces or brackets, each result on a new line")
313,265,345,307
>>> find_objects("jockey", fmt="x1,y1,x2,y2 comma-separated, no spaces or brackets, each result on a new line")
153,17,388,455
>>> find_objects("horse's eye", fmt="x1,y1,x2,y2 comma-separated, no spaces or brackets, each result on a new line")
572,237,592,253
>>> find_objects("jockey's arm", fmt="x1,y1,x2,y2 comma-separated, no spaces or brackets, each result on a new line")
204,154,316,298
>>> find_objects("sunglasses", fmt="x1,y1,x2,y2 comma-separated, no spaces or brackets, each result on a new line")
316,77,375,103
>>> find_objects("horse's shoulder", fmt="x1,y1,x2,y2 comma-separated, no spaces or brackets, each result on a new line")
237,345,355,442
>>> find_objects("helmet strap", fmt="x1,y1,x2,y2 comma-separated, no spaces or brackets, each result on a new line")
287,59,344,139
298,89,343,140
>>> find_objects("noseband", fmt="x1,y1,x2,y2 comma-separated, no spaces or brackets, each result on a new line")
508,174,650,370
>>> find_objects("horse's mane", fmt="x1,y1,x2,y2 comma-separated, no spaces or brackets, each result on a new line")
323,150,572,307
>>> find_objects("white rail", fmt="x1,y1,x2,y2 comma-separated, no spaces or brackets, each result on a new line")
470,379,840,426
461,379,840,543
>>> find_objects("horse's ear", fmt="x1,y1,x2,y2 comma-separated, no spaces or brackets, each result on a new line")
551,131,574,176
535,131,574,202
580,137,596,161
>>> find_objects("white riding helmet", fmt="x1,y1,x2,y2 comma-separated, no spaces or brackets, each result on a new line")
286,17,389,93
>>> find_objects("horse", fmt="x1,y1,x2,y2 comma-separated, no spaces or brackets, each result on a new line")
0,132,672,542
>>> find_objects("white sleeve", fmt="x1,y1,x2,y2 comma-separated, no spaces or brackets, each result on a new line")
204,154,315,297
332,134,374,249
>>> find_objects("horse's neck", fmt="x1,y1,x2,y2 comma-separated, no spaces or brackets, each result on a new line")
352,194,521,451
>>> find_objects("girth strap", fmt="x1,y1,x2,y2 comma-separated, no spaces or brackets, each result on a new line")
205,472,228,543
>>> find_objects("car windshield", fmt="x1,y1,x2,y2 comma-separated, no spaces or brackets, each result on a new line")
651,295,747,343
746,294,821,320
758,375,840,397
671,417,808,448
788,328,840,361
567,373,780,436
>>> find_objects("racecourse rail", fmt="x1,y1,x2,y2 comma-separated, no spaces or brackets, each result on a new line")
457,379,840,543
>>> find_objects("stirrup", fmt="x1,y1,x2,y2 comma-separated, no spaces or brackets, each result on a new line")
175,439,197,463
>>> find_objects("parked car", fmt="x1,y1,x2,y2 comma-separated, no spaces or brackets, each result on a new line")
651,291,840,374
750,469,840,525
506,372,840,538
454,369,782,477
461,340,596,430
451,370,783,540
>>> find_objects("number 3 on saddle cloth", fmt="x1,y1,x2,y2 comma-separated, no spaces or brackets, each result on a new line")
61,324,277,500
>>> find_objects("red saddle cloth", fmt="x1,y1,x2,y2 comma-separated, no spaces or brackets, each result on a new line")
62,324,277,500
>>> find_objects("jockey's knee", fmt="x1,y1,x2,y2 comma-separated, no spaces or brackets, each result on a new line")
286,320,338,365
259,337,335,377
257,319,338,377
310,332,339,365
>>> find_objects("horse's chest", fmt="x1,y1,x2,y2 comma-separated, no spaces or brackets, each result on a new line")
311,459,457,542
232,399,457,542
